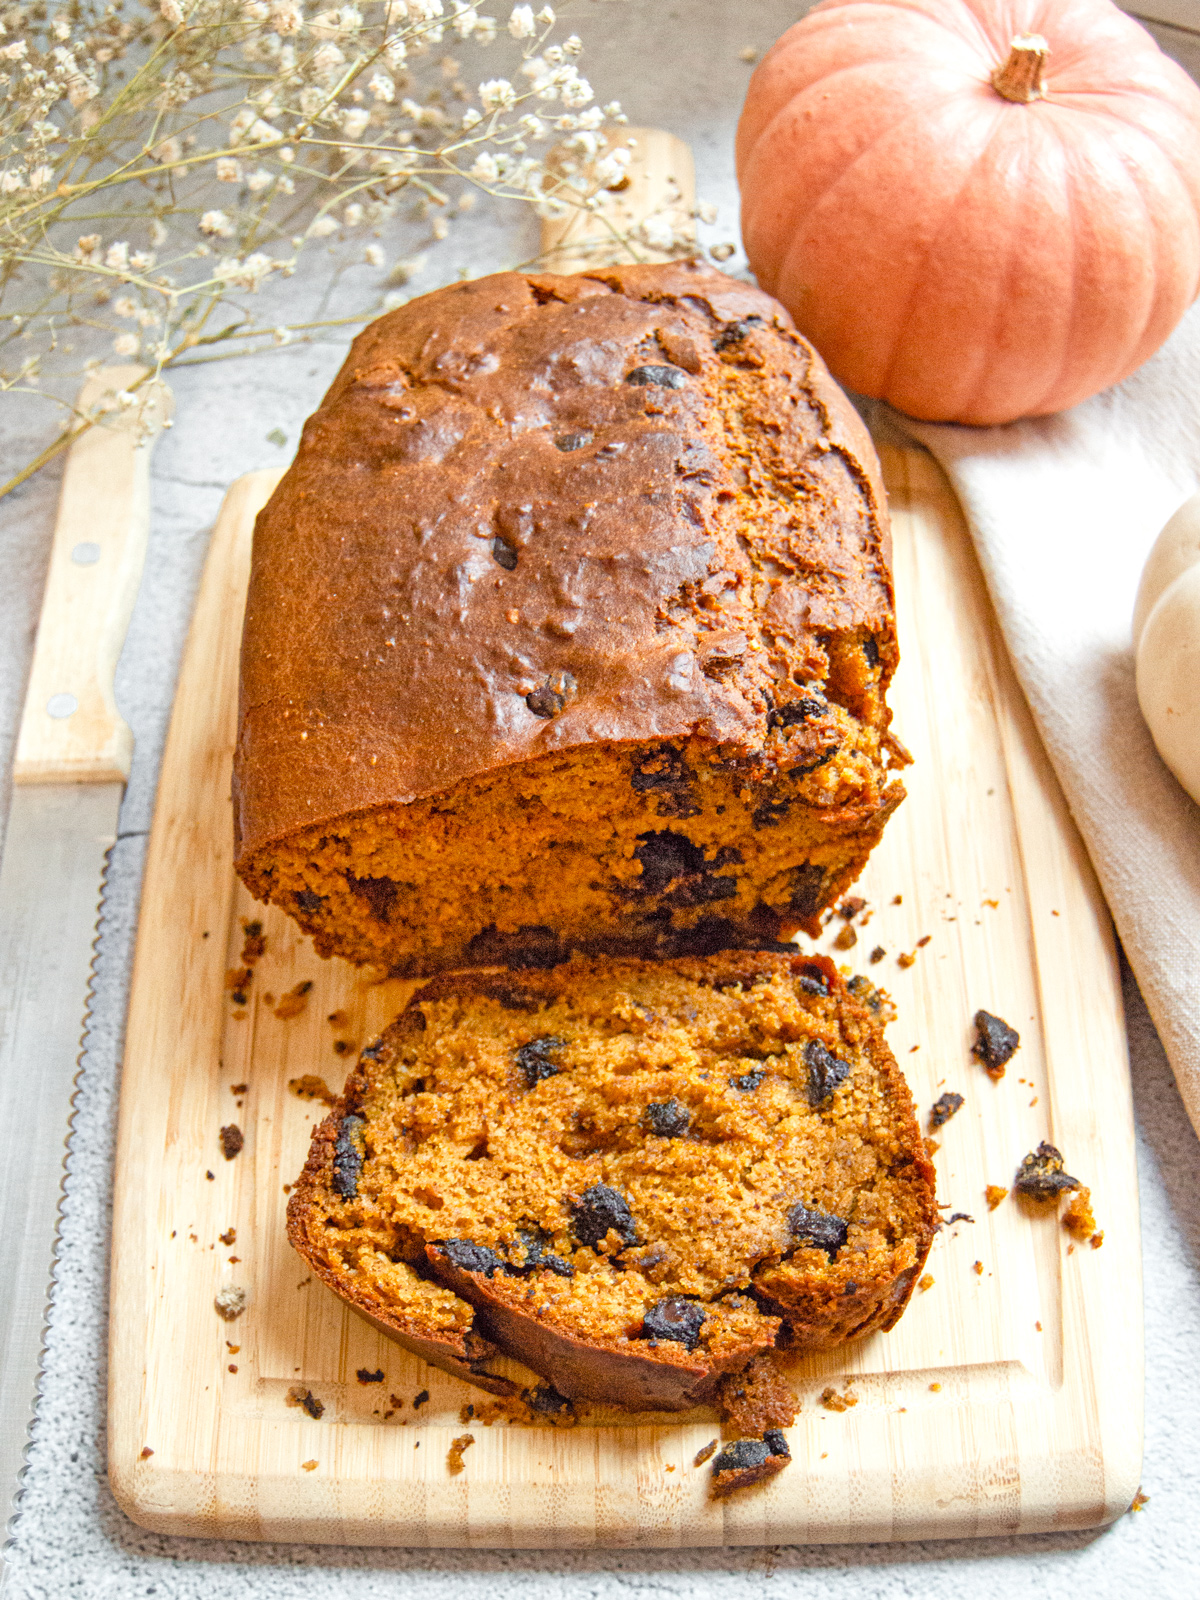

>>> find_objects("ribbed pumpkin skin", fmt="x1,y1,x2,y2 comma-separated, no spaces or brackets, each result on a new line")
737,0,1200,424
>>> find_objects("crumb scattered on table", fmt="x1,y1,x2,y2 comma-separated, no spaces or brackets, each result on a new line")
286,1386,325,1420
447,1434,475,1474
972,1010,1020,1078
219,1124,243,1160
929,1092,964,1129
820,1386,858,1413
918,1274,934,1292
288,1074,338,1105
275,981,313,1020
694,1439,718,1467
985,1185,1007,1211
214,1284,246,1321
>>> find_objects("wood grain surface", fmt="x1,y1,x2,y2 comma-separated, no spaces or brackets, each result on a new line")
14,368,171,786
107,447,1143,1547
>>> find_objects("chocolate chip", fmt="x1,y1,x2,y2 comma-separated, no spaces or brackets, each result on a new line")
869,946,886,964
332,1113,366,1197
787,1202,848,1257
347,873,398,921
731,1069,765,1092
510,1226,574,1276
792,744,841,776
625,364,687,388
641,1296,707,1350
439,1239,505,1278
515,1036,567,1088
863,636,881,668
796,961,830,996
219,1124,244,1160
644,1098,691,1138
752,797,791,829
789,864,827,919
712,1438,772,1474
762,1429,791,1458
972,1011,1020,1073
630,746,699,818
295,889,324,914
929,1091,964,1129
632,830,737,904
412,1389,430,1409
769,697,827,729
554,432,592,451
1014,1141,1081,1202
526,669,577,719
570,1183,637,1248
713,315,764,352
525,1384,573,1416
805,1040,851,1106
492,537,517,570
357,1368,385,1384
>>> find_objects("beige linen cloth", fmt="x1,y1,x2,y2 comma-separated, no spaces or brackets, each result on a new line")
876,300,1200,1139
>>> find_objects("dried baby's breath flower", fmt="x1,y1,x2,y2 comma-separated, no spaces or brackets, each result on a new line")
0,0,700,498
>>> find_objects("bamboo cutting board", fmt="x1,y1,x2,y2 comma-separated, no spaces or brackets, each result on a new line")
107,446,1142,1547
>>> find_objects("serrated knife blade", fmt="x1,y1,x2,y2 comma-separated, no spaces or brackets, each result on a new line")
0,368,170,1561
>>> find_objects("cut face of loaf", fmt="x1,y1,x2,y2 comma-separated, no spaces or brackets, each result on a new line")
287,952,938,1411
235,261,906,975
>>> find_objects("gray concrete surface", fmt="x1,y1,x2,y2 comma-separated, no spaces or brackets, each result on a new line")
1,3,1198,1594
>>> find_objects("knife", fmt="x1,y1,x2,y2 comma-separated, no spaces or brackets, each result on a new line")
0,367,170,1551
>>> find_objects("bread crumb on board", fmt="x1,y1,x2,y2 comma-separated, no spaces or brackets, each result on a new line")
447,1434,475,1474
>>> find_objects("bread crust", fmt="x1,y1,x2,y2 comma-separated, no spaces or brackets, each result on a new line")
287,1108,515,1395
234,260,895,865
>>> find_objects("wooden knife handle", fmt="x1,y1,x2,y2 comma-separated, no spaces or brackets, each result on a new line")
539,126,696,272
13,367,173,786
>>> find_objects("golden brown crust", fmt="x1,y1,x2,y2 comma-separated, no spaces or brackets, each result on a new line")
234,259,894,866
286,1114,514,1394
287,951,936,1412
427,1245,773,1412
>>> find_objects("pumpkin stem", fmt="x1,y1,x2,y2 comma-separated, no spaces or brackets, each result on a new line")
991,34,1049,103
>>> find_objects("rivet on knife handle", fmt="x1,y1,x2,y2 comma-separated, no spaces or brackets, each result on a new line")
13,366,173,787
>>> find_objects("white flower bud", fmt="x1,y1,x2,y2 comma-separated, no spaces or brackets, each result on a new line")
470,151,499,182
364,243,385,267
160,0,184,25
246,168,273,193
369,72,395,103
343,202,364,226
508,5,534,39
112,333,140,357
560,75,592,109
308,215,338,237
199,209,235,237
341,107,370,139
479,78,516,111
271,2,302,35
216,157,243,183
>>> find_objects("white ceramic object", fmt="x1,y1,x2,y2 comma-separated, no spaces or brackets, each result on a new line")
1134,492,1200,805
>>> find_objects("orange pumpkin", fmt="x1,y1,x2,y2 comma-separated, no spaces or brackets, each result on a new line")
736,0,1200,424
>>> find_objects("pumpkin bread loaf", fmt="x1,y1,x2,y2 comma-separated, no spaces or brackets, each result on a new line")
235,260,906,975
287,951,937,1410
